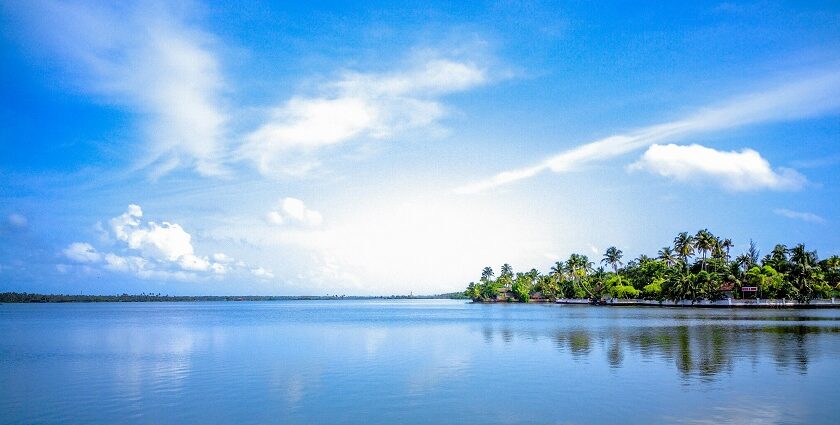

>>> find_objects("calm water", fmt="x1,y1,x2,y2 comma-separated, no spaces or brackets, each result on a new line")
2,300,840,424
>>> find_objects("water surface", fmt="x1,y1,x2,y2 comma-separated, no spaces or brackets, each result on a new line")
2,300,839,424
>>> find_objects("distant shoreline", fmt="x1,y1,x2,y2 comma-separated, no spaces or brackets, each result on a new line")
0,292,468,303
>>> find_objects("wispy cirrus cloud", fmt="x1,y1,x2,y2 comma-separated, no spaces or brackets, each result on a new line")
773,208,827,224
238,56,489,176
454,70,840,194
629,144,806,191
18,1,229,178
17,2,495,179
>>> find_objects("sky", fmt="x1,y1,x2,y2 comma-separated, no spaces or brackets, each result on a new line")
1,1,839,295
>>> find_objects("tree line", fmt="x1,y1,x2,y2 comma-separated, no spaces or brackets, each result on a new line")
0,292,466,303
464,230,840,303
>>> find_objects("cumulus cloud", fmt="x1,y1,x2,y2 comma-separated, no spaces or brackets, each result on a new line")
774,208,827,224
239,57,488,175
628,144,806,191
454,70,840,193
63,242,102,263
63,204,265,281
266,198,323,227
19,1,228,177
251,267,275,279
110,205,196,261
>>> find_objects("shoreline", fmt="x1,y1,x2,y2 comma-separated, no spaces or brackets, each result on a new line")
474,298,840,309
0,292,467,303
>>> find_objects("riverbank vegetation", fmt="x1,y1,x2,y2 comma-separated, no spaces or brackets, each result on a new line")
464,230,840,303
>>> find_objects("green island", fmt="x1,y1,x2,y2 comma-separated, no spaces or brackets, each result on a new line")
464,229,840,307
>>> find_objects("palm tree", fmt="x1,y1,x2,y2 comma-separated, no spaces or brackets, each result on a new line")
735,253,753,274
694,229,715,271
721,238,734,261
498,263,514,289
668,271,694,302
480,267,495,283
711,238,725,259
658,246,677,268
674,232,695,269
789,244,819,302
765,244,790,274
602,246,624,273
550,261,564,278
566,253,594,299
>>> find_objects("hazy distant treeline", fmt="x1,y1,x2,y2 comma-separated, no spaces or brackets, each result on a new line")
0,292,468,303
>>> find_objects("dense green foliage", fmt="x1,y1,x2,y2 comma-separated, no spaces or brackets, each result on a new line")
465,230,840,304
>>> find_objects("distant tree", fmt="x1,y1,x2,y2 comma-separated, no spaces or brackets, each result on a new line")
566,253,594,299
694,229,716,271
657,247,677,268
788,244,826,302
721,238,734,260
602,246,624,273
674,232,695,269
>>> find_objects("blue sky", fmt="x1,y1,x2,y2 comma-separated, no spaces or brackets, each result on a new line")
1,0,839,295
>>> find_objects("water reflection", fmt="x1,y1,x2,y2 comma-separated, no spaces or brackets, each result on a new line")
2,302,839,424
482,322,834,379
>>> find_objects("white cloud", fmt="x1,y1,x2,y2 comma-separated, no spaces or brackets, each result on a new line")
454,71,840,193
63,242,101,263
628,144,806,191
103,253,147,273
23,2,228,177
240,57,488,175
110,204,205,263
17,3,495,179
266,198,323,227
212,253,235,263
251,267,274,279
774,208,827,224
62,204,264,281
8,213,28,227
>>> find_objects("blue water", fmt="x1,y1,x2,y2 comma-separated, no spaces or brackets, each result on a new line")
1,300,839,424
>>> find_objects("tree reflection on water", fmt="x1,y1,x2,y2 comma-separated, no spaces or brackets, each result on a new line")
482,322,839,380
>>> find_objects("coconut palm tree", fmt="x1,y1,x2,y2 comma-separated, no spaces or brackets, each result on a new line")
480,266,495,283
735,253,753,274
498,263,514,289
550,261,564,278
658,246,677,268
789,244,820,302
602,246,624,273
674,232,695,269
566,253,594,298
765,244,790,274
721,238,734,261
694,229,716,271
